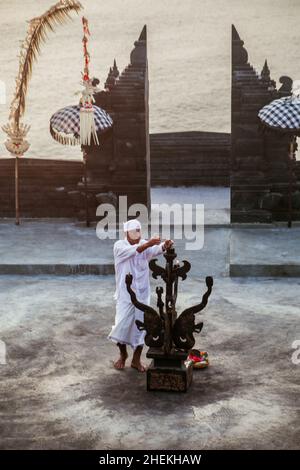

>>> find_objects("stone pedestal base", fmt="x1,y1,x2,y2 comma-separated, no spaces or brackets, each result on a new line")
146,348,193,392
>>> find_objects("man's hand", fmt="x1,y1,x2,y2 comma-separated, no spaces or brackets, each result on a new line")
136,236,161,253
163,239,174,250
147,236,161,247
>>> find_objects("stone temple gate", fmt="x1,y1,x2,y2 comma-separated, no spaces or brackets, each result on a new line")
0,24,299,221
84,25,151,216
231,24,300,223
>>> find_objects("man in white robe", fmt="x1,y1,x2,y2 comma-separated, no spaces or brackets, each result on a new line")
108,219,173,372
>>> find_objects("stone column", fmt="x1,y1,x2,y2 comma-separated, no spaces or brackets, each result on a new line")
85,25,151,221
231,25,271,223
231,24,298,222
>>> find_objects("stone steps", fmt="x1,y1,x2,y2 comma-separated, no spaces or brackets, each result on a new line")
150,132,230,187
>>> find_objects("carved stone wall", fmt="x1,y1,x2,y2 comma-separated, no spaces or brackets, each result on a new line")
0,158,83,217
0,131,230,218
150,131,230,186
231,24,299,223
86,25,151,218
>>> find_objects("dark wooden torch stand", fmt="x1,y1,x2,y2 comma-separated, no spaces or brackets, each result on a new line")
125,245,213,392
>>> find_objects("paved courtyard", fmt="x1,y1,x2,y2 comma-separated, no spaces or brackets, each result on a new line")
0,187,299,449
0,274,299,449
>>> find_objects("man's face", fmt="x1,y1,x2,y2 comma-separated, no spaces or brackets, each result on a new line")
127,228,141,244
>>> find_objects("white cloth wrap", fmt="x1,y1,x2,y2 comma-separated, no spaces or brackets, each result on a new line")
108,238,164,350
123,219,142,232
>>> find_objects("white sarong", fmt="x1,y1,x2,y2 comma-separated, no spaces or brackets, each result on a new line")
108,238,164,350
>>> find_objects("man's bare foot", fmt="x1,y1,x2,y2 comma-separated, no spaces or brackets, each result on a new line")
113,354,128,370
131,361,147,372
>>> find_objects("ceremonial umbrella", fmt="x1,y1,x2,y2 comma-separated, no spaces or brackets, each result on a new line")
258,94,300,227
49,17,113,226
1,0,83,225
50,103,113,146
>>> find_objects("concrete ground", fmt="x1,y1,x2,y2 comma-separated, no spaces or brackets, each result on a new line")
231,227,300,266
0,220,230,276
0,186,230,274
0,222,299,277
1,187,299,277
0,275,299,449
230,227,300,277
152,186,230,225
0,186,299,449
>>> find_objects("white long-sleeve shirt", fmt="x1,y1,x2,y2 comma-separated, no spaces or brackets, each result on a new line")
113,238,165,303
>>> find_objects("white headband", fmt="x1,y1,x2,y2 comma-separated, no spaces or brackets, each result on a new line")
123,219,142,232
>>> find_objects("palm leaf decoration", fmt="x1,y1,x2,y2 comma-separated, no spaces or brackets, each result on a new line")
9,0,83,129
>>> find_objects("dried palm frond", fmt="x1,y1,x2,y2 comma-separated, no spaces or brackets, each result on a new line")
9,0,83,128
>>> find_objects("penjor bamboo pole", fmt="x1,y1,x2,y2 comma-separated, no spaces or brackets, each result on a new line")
82,149,90,227
288,141,293,229
15,156,20,225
